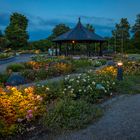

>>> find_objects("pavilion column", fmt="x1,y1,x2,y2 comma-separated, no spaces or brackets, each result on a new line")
55,43,58,56
59,43,62,56
65,43,68,56
89,43,91,57
99,42,103,56
94,43,96,56
72,43,74,55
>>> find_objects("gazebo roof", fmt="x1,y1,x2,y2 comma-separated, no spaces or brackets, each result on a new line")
53,18,105,42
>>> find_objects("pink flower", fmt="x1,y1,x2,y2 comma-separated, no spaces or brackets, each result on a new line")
27,110,33,114
28,113,33,118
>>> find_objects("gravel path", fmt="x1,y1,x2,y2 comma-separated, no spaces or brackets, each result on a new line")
0,54,34,73
34,94,140,140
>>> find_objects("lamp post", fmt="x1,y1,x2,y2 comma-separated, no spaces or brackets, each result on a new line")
117,62,123,81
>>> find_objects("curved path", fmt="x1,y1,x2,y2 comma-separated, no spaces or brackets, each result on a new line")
0,54,34,73
34,94,140,140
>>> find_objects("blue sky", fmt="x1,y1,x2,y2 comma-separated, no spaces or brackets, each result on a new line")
0,0,140,40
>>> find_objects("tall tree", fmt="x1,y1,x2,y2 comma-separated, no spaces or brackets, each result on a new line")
5,12,28,49
0,30,2,37
132,14,140,50
48,24,70,40
112,18,130,53
86,24,95,32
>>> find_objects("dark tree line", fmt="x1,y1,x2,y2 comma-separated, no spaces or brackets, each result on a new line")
111,14,140,53
0,12,140,53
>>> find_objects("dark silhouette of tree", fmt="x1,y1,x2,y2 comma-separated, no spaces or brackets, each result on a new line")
132,14,140,50
5,12,29,49
48,24,70,40
112,18,130,53
86,24,95,32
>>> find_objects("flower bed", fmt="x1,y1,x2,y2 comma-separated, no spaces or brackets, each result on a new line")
1,56,107,86
1,59,139,137
0,86,46,137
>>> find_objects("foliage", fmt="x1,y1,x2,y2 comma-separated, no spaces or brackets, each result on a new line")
0,37,10,50
86,24,95,32
5,12,28,49
132,14,140,50
0,53,13,59
123,61,140,75
43,99,102,129
116,75,140,94
63,71,116,103
0,86,45,136
7,63,25,72
96,66,117,76
112,18,130,53
48,24,70,40
54,62,74,75
0,73,9,85
29,39,52,51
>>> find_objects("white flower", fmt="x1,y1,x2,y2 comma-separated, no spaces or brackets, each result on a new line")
79,89,82,92
46,87,50,91
68,86,71,89
77,80,79,83
92,81,96,85
64,88,67,91
83,79,86,82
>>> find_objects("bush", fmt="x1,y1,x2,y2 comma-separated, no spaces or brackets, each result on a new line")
0,86,46,136
0,73,9,84
21,69,37,82
63,72,116,103
72,59,92,68
7,63,25,72
43,99,102,129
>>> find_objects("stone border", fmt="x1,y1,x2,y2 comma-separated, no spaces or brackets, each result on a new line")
0,56,16,64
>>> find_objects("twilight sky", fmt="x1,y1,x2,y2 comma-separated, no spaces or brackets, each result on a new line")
0,0,140,40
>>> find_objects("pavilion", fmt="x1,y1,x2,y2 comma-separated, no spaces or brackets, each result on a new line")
53,18,106,56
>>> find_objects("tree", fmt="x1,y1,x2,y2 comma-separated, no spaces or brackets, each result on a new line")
86,24,95,32
132,14,140,50
112,18,130,53
0,30,3,37
5,12,28,49
48,24,70,40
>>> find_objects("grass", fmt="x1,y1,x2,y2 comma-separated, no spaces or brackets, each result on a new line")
116,74,140,94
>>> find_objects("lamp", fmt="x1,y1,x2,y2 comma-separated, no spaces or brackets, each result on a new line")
72,40,75,44
117,61,123,81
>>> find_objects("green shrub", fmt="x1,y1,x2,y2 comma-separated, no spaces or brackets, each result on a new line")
21,69,37,81
0,73,9,84
72,59,92,68
7,63,25,72
36,69,48,80
99,59,107,65
43,99,102,129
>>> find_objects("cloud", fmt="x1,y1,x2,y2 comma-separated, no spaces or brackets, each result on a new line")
0,13,10,30
0,12,115,40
